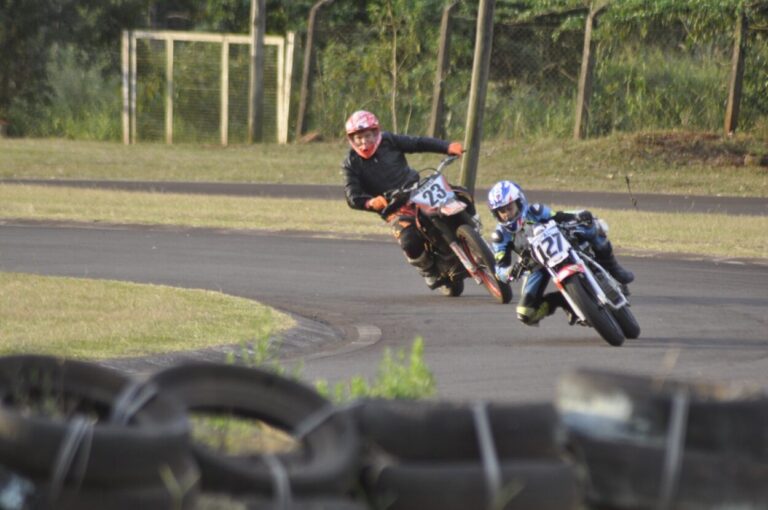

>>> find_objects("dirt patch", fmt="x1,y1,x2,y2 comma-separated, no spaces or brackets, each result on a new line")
631,131,764,167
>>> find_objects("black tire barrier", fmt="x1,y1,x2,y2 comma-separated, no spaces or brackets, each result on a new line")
0,355,197,494
556,368,768,509
363,460,581,510
556,368,768,459
0,353,763,509
348,398,560,461
32,455,200,510
563,435,768,509
147,361,362,497
219,495,371,510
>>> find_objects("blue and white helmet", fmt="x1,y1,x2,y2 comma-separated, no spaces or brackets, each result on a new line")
487,180,528,232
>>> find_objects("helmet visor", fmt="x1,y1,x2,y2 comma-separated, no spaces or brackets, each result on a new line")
495,201,520,222
348,128,381,159
349,128,378,148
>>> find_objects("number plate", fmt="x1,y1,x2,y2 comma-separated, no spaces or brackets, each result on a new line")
530,223,569,267
411,173,454,208
439,198,467,216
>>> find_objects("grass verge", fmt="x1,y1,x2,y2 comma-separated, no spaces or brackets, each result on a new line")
0,272,294,359
1,132,766,197
2,184,766,260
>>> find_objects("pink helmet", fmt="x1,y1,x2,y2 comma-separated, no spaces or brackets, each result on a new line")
345,110,382,159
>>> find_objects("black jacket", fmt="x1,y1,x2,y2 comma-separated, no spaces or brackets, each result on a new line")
343,131,450,210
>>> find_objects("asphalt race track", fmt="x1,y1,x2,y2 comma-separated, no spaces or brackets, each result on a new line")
2,215,767,403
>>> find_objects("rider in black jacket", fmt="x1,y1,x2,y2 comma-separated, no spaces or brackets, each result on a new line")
342,110,463,288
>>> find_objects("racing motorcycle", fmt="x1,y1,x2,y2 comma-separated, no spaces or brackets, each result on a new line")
381,156,512,304
510,218,640,346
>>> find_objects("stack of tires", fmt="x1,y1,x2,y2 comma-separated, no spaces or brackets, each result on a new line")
0,356,366,510
349,398,582,510
2,355,765,510
0,355,198,509
146,362,366,510
556,368,768,509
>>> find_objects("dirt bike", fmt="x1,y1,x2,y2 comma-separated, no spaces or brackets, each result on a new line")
381,155,512,304
510,218,640,346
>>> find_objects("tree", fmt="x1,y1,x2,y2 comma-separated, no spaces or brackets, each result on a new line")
0,0,148,122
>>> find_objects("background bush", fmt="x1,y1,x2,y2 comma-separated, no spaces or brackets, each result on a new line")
1,0,766,141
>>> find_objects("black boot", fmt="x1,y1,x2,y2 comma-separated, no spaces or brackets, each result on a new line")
407,251,442,289
594,241,634,284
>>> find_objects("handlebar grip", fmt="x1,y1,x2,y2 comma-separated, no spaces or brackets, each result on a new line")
380,195,406,218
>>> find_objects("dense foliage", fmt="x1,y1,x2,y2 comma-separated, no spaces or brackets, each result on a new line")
1,0,766,139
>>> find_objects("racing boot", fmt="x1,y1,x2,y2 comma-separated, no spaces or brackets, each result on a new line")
516,293,564,326
518,293,573,326
544,293,578,325
407,251,442,289
517,302,551,327
594,241,634,284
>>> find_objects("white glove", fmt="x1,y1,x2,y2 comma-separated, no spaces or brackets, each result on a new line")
496,265,513,283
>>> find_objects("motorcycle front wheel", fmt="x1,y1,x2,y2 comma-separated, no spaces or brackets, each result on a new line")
455,224,513,304
564,276,625,347
612,306,641,339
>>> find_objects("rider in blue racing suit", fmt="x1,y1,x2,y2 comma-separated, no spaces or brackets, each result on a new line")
487,180,634,326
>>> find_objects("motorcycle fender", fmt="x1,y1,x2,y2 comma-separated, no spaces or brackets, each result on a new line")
555,264,583,285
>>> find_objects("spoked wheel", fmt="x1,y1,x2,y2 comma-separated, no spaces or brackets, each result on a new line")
456,224,512,304
564,276,625,347
441,278,464,297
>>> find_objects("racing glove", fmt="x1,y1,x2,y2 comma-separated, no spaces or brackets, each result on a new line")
576,210,594,224
496,264,514,283
447,142,464,156
365,195,388,212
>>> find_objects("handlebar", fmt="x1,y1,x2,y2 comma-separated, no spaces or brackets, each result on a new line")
380,155,459,217
436,154,459,174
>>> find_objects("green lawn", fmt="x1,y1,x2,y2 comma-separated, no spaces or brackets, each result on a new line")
1,132,765,363
0,272,294,358
2,132,766,196
2,183,766,260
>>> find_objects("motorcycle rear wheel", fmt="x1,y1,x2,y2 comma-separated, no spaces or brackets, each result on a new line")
455,224,513,304
564,276,625,347
612,306,641,339
441,278,464,297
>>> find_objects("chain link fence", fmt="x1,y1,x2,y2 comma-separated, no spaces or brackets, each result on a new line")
300,12,767,142
40,10,764,145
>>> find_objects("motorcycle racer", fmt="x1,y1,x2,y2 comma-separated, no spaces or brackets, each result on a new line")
487,180,635,326
342,110,463,288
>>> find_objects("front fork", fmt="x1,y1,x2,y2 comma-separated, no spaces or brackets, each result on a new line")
549,252,627,323
548,264,589,322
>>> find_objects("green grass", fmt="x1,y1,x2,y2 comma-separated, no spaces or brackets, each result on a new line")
316,337,435,402
2,132,766,196
2,184,766,260
0,272,294,359
0,132,765,399
190,413,297,456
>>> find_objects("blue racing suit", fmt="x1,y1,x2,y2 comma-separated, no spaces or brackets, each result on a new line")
490,203,609,325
